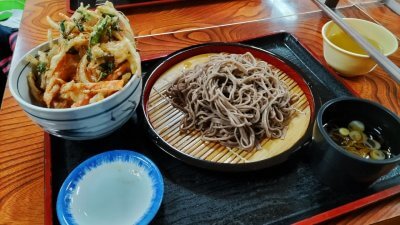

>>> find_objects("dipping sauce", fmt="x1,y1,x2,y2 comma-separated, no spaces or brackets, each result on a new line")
325,120,393,160
328,32,382,55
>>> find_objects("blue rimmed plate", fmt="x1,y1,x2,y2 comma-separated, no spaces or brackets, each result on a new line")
56,150,164,225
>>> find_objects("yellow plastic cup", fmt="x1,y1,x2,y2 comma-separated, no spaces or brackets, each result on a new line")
322,18,398,76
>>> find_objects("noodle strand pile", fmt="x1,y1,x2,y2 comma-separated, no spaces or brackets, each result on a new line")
166,52,297,150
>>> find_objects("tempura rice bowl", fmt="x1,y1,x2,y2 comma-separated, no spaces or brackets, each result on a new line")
9,40,142,140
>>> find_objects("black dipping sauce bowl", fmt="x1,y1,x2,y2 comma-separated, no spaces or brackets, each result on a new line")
309,97,400,191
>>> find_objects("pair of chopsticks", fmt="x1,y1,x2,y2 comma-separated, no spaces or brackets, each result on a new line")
313,0,400,83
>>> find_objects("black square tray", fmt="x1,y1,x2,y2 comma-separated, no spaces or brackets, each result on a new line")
45,32,400,225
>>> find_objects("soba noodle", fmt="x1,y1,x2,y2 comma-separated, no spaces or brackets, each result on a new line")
166,52,297,150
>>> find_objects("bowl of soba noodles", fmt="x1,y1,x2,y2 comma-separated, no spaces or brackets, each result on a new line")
142,42,316,171
9,1,142,140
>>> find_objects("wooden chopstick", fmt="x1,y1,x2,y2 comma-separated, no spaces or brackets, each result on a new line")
313,0,400,83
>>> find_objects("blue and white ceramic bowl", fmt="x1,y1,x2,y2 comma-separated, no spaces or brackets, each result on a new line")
57,150,164,225
8,40,142,140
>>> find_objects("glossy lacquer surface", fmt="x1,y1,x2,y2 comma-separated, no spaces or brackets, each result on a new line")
0,0,399,224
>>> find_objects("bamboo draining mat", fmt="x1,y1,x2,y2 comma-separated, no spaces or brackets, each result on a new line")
146,54,311,164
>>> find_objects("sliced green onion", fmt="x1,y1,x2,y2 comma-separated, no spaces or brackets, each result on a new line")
349,130,362,142
362,133,368,143
370,149,385,160
366,139,381,150
339,128,350,136
349,120,365,132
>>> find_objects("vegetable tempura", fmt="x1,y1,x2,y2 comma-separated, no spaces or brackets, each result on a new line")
27,1,140,108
